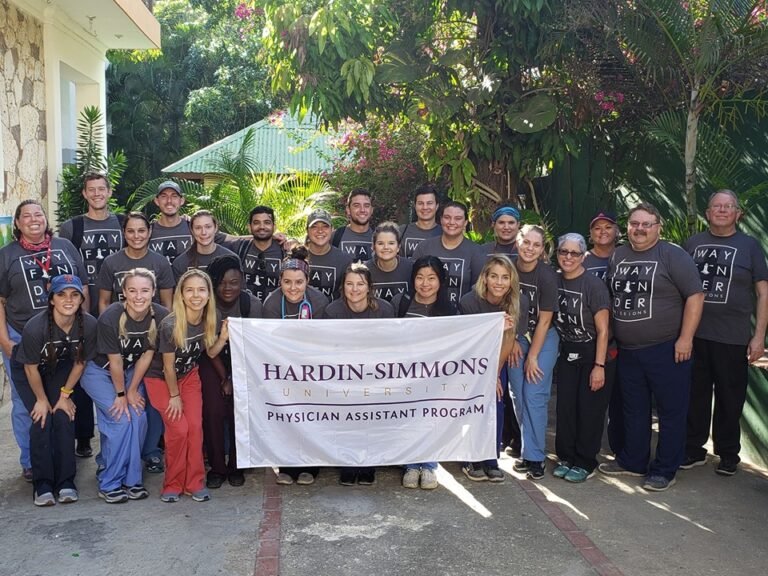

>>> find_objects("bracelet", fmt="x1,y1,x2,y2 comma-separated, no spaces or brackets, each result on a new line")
116,390,126,398
594,362,605,368
170,393,180,398
60,387,73,397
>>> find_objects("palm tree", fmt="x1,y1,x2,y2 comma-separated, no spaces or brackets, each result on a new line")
128,129,337,237
619,0,768,232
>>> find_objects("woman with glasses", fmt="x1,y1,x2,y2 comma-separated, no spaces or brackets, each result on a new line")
263,246,329,484
552,234,613,483
510,224,559,481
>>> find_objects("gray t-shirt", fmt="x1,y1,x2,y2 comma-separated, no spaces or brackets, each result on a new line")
583,252,610,282
307,246,354,301
149,220,193,265
364,257,413,303
555,272,611,343
262,285,329,319
16,309,98,368
336,226,373,263
482,241,518,260
96,249,175,304
516,260,559,334
221,237,285,302
0,238,89,333
399,223,442,258
145,314,207,378
685,230,768,345
93,302,170,369
459,290,529,339
171,244,238,282
59,214,125,316
320,297,395,319
608,241,703,350
412,236,486,304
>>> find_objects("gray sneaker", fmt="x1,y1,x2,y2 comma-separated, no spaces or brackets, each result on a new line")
598,461,644,477
643,475,676,492
34,491,56,507
485,466,505,483
402,468,420,489
462,463,488,481
57,488,79,504
296,472,315,485
191,488,211,502
420,469,438,490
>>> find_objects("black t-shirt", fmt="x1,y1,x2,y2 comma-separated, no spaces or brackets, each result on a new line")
93,302,170,369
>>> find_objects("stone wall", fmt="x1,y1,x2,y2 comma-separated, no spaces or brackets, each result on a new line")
0,0,47,216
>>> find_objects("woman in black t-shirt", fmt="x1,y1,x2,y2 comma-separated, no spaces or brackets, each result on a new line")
11,274,97,506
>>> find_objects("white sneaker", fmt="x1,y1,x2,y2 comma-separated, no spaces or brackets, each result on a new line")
296,472,315,485
420,468,439,490
34,491,56,507
57,488,79,503
275,472,294,485
402,468,420,489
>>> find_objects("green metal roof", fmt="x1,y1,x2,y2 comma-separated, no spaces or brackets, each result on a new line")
162,111,342,175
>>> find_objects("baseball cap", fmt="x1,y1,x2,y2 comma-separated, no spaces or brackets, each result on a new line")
49,274,85,297
590,210,617,228
307,208,333,228
157,181,183,197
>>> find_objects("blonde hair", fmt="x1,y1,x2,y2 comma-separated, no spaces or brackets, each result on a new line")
119,268,158,346
474,254,520,325
172,269,218,350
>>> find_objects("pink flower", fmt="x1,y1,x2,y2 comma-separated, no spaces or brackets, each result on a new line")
235,3,254,20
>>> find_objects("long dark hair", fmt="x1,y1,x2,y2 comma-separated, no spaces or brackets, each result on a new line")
408,256,456,316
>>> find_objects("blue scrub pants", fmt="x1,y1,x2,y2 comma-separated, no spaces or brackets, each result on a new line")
81,361,147,491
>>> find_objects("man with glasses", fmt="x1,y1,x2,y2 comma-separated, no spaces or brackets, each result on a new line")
680,190,768,476
600,203,703,491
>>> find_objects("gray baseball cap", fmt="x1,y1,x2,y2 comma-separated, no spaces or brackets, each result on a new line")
157,180,183,197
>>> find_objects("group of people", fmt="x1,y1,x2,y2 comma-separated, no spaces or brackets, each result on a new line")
1,175,764,505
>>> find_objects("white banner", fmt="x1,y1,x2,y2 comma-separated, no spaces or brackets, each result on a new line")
230,313,503,467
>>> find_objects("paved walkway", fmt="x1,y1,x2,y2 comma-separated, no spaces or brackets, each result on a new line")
1,385,767,576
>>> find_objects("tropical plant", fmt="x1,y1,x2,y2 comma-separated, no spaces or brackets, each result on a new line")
55,106,127,224
255,0,592,207
616,0,768,232
127,129,337,237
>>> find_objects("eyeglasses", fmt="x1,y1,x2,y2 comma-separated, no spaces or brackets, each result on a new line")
709,203,739,211
557,249,584,258
628,221,659,230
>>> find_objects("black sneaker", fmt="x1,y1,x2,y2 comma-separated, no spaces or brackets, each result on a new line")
716,458,738,476
512,459,530,473
228,471,246,487
75,439,93,458
145,456,164,473
527,461,545,481
339,469,357,486
357,469,376,485
206,472,226,489
679,455,707,470
485,466,505,483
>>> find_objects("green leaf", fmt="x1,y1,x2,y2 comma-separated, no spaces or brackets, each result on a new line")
505,94,558,134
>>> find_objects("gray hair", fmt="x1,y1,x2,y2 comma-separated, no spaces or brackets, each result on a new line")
557,233,587,253
707,189,740,207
